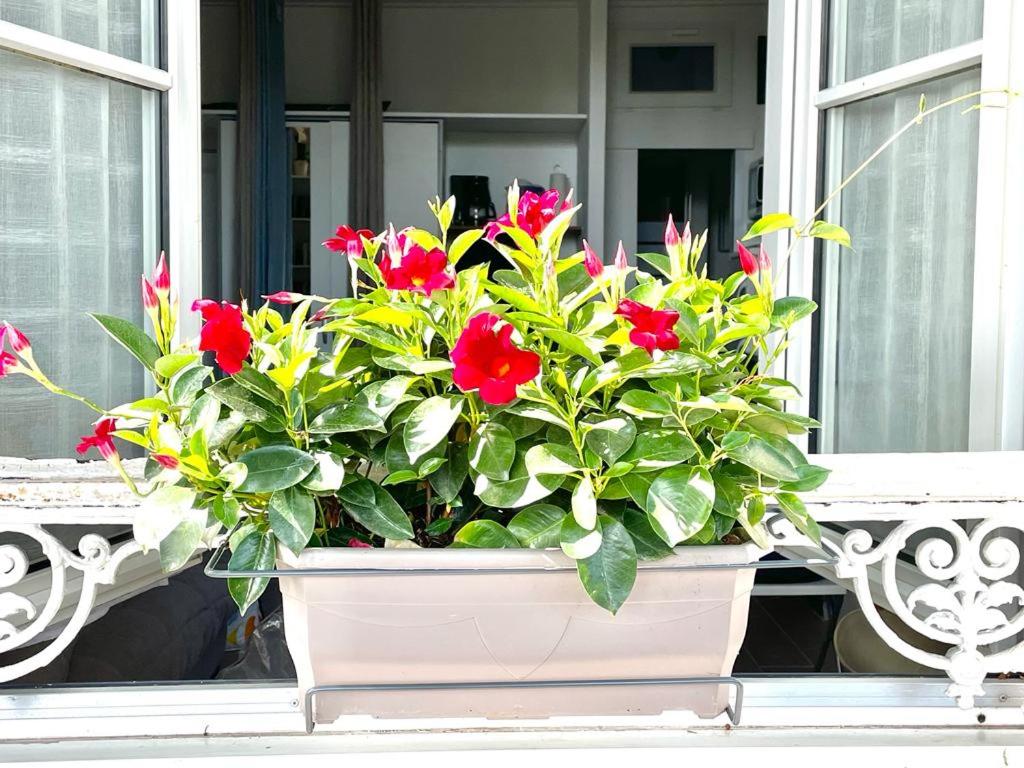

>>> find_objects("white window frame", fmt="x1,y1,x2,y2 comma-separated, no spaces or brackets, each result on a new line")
764,0,1024,455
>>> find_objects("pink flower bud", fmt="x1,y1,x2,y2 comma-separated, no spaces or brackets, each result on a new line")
152,453,179,470
614,241,628,271
737,241,759,276
141,277,158,310
680,221,692,254
347,537,372,548
153,252,170,294
665,214,680,249
758,244,771,272
262,291,302,305
310,307,328,323
582,239,603,278
5,323,30,354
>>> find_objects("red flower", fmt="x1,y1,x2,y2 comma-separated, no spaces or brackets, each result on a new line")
153,252,171,295
451,313,540,405
152,453,180,470
192,299,252,375
583,239,603,278
615,299,680,356
380,244,455,296
262,291,303,305
484,188,573,242
737,241,759,276
323,225,373,258
347,537,372,548
76,418,119,461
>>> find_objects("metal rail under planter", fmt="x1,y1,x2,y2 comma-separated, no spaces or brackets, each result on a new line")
302,677,744,735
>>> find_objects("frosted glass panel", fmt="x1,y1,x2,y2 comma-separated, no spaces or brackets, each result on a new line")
0,51,158,458
0,0,157,64
825,69,980,453
828,0,983,84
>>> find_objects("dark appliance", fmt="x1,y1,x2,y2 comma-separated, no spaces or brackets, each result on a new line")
449,175,497,226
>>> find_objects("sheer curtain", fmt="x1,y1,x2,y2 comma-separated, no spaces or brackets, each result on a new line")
0,35,157,457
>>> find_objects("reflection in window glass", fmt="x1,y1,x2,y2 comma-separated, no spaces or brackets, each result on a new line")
0,0,158,65
0,50,158,457
822,69,980,453
827,0,983,84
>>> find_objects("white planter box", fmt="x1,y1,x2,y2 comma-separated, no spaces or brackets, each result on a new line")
279,541,765,724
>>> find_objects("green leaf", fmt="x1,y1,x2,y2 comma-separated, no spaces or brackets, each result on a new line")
572,475,597,529
622,508,674,559
448,228,484,265
635,252,671,278
453,519,520,548
584,417,636,465
559,514,603,559
772,296,817,328
576,515,637,614
339,478,414,540
235,446,316,493
808,220,852,249
775,491,821,544
159,518,203,571
382,469,419,486
780,463,831,492
309,402,385,434
170,364,211,407
302,451,346,492
343,325,407,354
386,430,445,474
418,456,447,477
212,496,241,528
538,327,603,365
207,379,280,423
741,212,799,241
524,443,583,475
722,431,801,482
617,389,673,418
403,395,464,463
429,442,469,503
508,503,565,548
475,470,562,509
644,466,715,546
621,429,696,471
90,313,161,372
155,352,200,378
227,528,275,613
268,485,315,556
486,282,544,314
469,423,516,480
355,377,415,420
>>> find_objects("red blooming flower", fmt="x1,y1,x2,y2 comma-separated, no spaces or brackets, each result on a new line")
192,299,252,375
347,537,372,549
737,241,759,276
484,188,573,242
76,418,119,461
152,453,180,470
323,225,373,258
380,244,455,296
153,252,171,295
615,299,680,356
582,239,603,278
262,291,303,305
451,313,540,405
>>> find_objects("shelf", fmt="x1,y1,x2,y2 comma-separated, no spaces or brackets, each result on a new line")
388,112,587,135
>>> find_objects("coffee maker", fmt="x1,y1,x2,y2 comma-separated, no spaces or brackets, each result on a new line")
450,175,497,226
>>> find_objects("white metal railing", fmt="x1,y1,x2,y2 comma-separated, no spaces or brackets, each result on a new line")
1,453,1023,711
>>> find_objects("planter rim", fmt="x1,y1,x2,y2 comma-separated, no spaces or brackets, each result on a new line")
278,540,768,571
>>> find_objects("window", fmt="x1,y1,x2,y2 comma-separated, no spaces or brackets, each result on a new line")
765,0,1023,454
0,2,200,458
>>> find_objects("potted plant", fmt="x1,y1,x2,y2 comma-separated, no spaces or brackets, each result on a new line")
0,185,829,722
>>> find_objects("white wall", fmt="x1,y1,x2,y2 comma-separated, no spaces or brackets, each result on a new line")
603,0,768,254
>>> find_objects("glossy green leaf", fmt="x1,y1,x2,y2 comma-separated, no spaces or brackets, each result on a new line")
403,395,464,463
170,364,211,406
159,518,203,572
235,446,316,493
572,475,597,530
772,296,818,328
524,443,583,475
474,470,562,509
722,431,801,482
268,485,315,556
780,463,832,492
227,528,275,612
576,515,637,614
621,429,696,471
775,491,821,544
617,389,673,418
429,442,469,504
302,451,346,492
448,228,484,265
453,519,520,548
508,503,566,548
90,313,161,372
469,423,516,480
339,478,415,540
808,220,852,249
741,212,799,241
635,252,671,278
155,352,200,378
355,376,415,420
584,417,636,465
309,403,385,434
644,466,715,546
622,508,674,559
207,379,280,423
559,514,603,559
211,496,241,528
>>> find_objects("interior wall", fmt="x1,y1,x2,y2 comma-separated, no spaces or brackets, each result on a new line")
604,0,768,255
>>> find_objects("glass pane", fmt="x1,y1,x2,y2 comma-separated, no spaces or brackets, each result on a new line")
0,0,158,65
822,68,980,453
0,50,159,458
828,0,983,85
